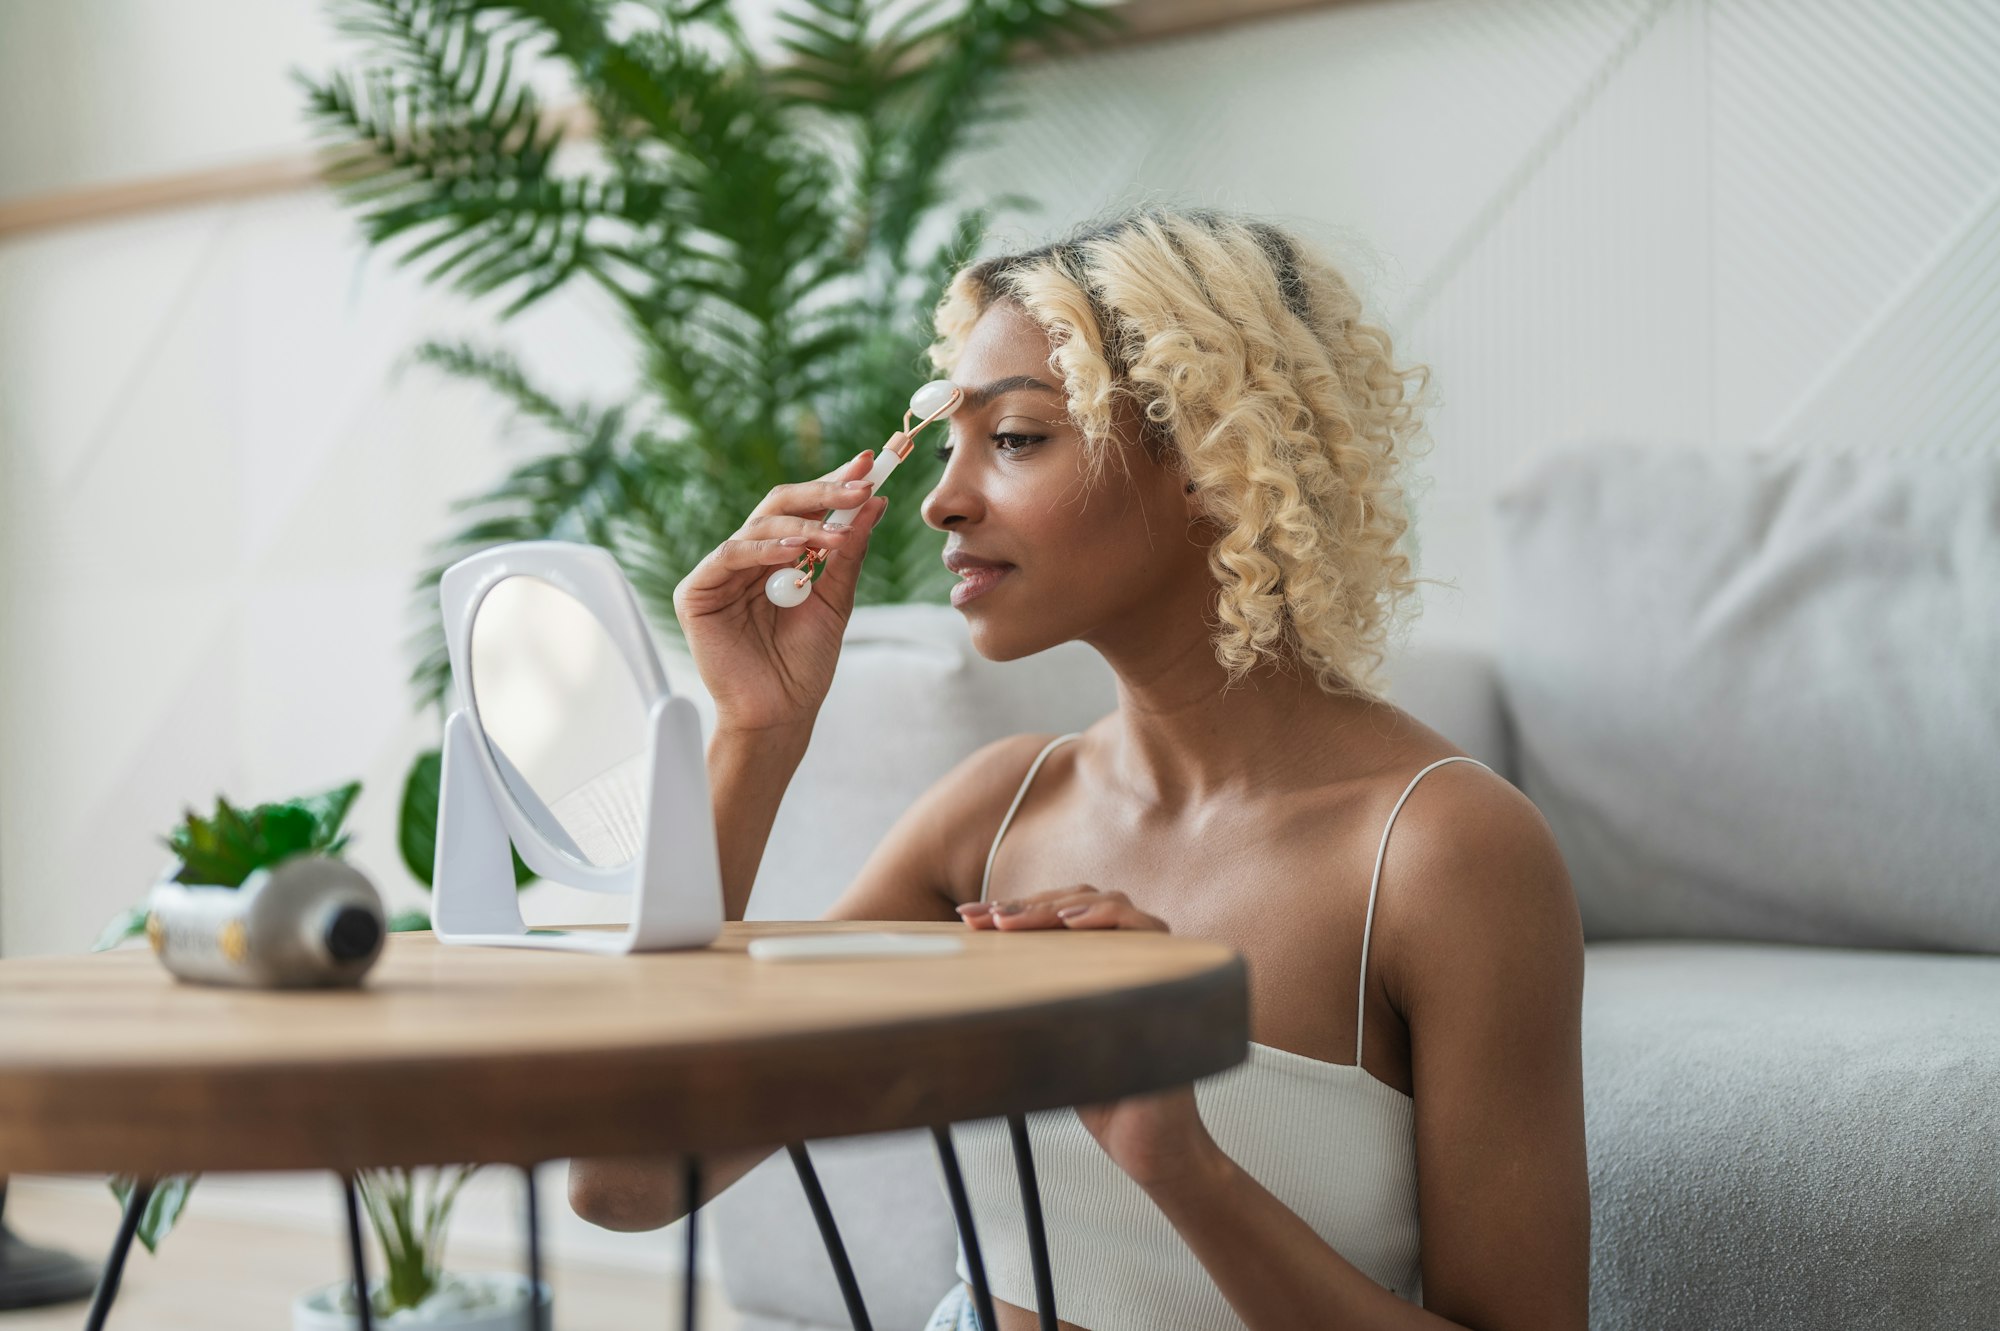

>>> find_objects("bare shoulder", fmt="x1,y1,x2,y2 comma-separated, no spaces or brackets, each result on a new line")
822,729,1081,922
921,730,1086,908
1369,756,1580,1011
1362,757,1591,1328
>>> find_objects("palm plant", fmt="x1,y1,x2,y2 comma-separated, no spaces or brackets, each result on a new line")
296,0,1115,874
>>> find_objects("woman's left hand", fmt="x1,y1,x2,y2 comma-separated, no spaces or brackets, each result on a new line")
956,886,1221,1190
956,883,1167,935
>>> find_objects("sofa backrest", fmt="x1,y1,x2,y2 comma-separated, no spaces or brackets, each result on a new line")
1493,443,2000,953
714,604,1122,921
659,603,1518,922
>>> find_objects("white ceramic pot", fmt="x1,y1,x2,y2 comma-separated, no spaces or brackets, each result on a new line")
292,1272,551,1330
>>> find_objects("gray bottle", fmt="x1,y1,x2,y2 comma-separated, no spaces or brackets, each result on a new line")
146,855,386,988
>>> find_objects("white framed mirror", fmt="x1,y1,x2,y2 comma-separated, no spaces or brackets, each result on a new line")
431,540,722,954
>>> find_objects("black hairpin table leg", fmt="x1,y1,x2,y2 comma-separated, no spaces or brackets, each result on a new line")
340,1175,375,1331
1005,1115,1058,1331
786,1144,873,1331
680,1156,702,1331
932,1125,1001,1331
81,1179,151,1331
523,1166,549,1331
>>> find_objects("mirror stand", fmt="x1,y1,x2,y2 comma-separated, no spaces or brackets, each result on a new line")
431,541,724,955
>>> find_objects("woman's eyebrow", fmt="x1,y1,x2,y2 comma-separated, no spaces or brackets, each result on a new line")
961,375,1062,408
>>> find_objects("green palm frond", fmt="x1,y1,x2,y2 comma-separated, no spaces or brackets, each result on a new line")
302,0,1115,715
401,340,665,707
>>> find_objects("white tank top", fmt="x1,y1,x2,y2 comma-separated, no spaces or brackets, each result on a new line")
940,733,1491,1328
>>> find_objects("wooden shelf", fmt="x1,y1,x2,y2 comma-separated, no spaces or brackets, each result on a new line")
0,0,1352,240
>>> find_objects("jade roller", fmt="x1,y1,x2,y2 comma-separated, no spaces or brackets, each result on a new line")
765,379,965,607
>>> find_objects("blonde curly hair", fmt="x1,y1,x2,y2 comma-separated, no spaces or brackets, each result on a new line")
929,207,1435,701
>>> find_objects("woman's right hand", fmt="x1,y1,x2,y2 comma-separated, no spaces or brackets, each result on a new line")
671,448,891,736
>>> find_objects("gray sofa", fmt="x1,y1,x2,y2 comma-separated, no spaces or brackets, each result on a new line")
677,444,2000,1330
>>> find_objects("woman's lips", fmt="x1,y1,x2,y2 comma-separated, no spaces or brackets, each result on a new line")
950,565,1013,607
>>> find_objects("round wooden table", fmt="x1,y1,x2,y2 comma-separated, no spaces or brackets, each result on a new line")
0,922,1247,1331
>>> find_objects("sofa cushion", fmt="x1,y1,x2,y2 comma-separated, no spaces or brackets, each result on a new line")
1494,445,2000,951
1582,940,2000,1329
699,603,1121,921
1379,639,1514,782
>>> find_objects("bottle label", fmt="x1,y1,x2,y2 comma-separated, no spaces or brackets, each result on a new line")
148,887,258,979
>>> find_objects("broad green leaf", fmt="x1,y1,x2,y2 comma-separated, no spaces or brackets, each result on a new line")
387,908,434,933
108,1174,198,1254
399,747,535,890
399,749,445,887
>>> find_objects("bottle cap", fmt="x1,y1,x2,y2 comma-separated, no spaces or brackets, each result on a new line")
323,905,384,963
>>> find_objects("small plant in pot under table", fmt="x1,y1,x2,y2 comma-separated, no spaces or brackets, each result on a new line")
95,783,542,1328
291,1169,551,1330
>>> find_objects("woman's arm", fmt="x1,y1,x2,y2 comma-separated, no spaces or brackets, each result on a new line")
1389,773,1589,1331
710,722,815,922
1144,1144,1470,1330
982,773,1590,1331
571,724,811,1227
571,731,1033,1228
1157,778,1588,1331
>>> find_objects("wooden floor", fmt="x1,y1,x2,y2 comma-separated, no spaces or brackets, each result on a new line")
0,1178,743,1330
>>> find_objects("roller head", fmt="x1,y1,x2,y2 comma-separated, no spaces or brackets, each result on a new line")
765,566,815,607
909,380,961,421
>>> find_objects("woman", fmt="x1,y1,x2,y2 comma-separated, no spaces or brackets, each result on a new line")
569,208,1590,1331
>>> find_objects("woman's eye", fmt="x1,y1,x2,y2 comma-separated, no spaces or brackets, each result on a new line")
932,433,1045,462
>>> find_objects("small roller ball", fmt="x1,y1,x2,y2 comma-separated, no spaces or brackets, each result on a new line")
910,379,961,420
765,567,815,607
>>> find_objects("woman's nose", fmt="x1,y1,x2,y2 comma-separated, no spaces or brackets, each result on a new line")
921,449,984,531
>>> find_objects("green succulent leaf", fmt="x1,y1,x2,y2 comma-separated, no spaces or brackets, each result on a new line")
294,781,363,848
161,780,362,888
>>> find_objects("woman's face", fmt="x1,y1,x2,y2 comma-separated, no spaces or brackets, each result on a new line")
920,300,1212,661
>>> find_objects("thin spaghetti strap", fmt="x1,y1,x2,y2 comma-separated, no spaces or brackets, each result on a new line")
978,733,1085,903
1355,755,1492,1067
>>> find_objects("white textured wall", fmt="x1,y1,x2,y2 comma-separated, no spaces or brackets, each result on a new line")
6,0,2000,954
3,0,1996,1296
955,0,2000,647
0,1,642,960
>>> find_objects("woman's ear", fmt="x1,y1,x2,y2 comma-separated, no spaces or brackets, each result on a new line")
1182,475,1213,529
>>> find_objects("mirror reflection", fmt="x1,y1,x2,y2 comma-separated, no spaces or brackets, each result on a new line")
469,575,652,869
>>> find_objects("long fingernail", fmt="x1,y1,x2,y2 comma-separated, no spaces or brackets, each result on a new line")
779,536,809,546
956,902,990,915
1056,906,1088,919
843,479,873,490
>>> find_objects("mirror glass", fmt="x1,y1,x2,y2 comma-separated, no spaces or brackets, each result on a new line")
469,575,652,868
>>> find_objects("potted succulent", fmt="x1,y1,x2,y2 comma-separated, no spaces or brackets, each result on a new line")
96,783,542,1328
